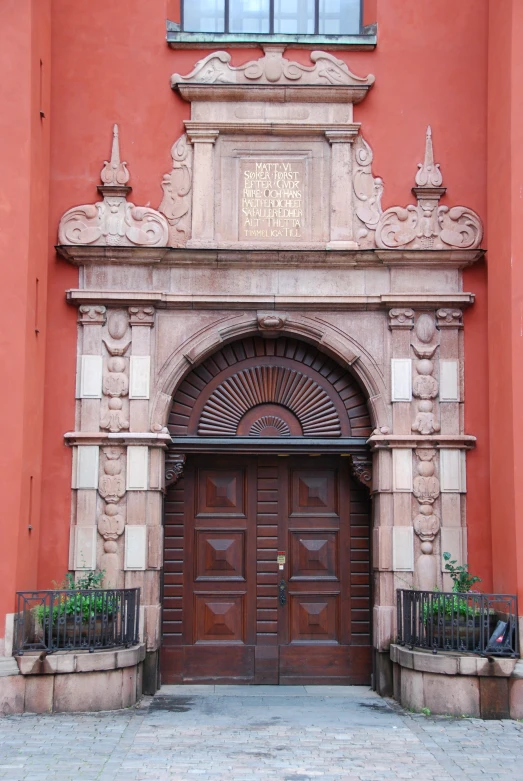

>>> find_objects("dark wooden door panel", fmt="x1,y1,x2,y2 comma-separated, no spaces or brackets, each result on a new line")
161,453,371,685
289,531,339,580
195,530,246,580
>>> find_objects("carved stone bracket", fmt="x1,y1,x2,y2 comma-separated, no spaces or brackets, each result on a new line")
165,453,186,488
78,305,106,325
348,455,372,490
58,125,168,248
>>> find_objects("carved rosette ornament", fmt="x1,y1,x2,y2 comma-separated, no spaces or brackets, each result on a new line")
375,127,483,251
58,124,168,248
413,448,440,590
165,453,186,488
411,314,440,436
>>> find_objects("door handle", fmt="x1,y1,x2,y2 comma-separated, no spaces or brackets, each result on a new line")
279,578,287,606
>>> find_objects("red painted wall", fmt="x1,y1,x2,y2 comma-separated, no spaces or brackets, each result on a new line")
487,0,523,602
0,0,51,642
0,0,495,639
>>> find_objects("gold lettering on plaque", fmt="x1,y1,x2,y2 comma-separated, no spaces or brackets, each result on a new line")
240,160,305,241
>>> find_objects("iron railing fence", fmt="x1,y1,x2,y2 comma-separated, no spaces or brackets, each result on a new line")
14,588,140,655
397,590,519,657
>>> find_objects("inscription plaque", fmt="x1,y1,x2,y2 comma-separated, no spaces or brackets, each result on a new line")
240,159,305,241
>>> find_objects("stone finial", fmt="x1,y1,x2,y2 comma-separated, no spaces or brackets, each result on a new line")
100,125,130,187
415,126,443,188
375,127,483,251
58,125,169,248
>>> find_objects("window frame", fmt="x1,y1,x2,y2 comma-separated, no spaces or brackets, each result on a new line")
180,0,363,37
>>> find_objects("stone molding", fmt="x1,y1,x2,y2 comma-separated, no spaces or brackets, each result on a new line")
58,125,168,249
368,434,476,450
57,245,485,268
66,290,477,311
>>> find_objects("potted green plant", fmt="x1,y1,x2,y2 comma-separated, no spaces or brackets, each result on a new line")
424,554,497,651
33,571,118,648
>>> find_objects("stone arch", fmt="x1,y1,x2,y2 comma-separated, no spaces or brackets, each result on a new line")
168,336,373,439
151,313,389,433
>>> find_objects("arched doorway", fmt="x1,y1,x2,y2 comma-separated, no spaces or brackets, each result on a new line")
161,336,373,684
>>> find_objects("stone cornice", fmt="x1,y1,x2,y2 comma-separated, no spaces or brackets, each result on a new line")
368,434,477,451
177,85,372,105
56,245,485,268
184,119,362,136
64,431,171,447
65,290,476,311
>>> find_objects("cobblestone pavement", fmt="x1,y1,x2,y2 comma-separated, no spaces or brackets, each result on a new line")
1,685,522,781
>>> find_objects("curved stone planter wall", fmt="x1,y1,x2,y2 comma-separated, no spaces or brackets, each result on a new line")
391,644,523,719
0,644,145,715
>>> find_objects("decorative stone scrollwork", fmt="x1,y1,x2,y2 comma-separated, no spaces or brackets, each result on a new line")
171,46,375,88
375,127,483,251
353,135,383,245
158,134,193,247
348,455,373,490
413,448,440,591
165,453,186,488
58,124,168,248
78,305,106,325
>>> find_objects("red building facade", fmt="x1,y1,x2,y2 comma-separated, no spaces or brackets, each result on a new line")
1,0,522,716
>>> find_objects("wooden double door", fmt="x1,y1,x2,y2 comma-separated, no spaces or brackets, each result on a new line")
161,455,371,684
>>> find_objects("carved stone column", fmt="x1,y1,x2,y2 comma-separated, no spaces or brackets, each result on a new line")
326,129,360,250
186,130,219,248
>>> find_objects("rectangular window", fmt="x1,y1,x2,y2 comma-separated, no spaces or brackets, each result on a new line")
183,0,225,33
181,0,361,34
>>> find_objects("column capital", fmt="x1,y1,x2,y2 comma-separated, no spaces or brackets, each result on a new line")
128,306,155,327
388,308,415,329
325,128,360,144
186,129,220,144
436,308,463,328
78,305,106,325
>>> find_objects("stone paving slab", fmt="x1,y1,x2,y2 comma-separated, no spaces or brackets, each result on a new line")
0,686,522,781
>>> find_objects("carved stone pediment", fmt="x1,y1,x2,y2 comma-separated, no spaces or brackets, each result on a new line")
171,46,375,94
58,125,168,248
